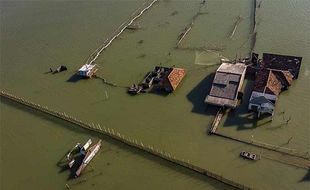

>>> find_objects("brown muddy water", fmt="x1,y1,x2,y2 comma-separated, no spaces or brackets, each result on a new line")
0,0,309,190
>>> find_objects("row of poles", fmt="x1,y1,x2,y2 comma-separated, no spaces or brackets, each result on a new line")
86,0,159,65
0,90,253,190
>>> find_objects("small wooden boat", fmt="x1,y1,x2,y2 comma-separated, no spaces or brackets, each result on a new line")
240,151,257,160
75,140,102,177
67,139,92,168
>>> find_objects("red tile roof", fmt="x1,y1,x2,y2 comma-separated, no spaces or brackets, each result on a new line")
253,69,293,96
167,68,186,91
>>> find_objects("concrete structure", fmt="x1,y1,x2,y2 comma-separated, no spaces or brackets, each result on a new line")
205,63,246,108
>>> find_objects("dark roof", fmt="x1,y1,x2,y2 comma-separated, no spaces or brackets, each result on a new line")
253,69,282,96
262,53,302,79
209,72,240,100
206,63,246,108
253,69,294,96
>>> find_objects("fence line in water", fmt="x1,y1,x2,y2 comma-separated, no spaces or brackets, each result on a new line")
86,0,158,65
213,131,309,161
0,90,253,190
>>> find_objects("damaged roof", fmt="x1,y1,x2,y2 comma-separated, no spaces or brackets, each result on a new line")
262,53,302,79
253,69,294,96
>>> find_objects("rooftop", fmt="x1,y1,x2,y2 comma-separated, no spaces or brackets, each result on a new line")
262,53,302,79
217,63,246,75
205,63,246,108
253,69,294,96
209,72,240,100
167,68,186,91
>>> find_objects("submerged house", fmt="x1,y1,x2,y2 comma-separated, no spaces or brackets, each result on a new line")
261,53,302,79
205,63,247,108
77,64,98,78
128,66,186,95
248,53,302,117
156,67,186,92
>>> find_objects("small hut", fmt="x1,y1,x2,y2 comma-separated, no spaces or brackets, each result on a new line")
77,64,98,78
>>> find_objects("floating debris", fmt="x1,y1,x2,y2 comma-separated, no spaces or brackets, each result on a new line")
176,12,208,47
105,91,109,99
48,65,67,74
138,39,144,44
229,15,243,39
137,53,147,58
126,22,142,30
170,10,178,16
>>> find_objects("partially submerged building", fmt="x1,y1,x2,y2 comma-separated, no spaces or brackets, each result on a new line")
78,64,98,78
261,53,302,79
205,63,247,108
156,67,186,92
248,53,302,117
128,66,186,95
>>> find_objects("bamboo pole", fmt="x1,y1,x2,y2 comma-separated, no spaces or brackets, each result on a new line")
86,0,158,65
229,15,243,39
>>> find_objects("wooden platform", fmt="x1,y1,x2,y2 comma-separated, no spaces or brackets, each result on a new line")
209,108,225,134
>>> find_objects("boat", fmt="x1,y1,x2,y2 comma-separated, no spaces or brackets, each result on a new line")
240,151,257,160
67,139,92,168
75,140,102,177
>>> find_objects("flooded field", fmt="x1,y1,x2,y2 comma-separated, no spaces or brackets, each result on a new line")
1,0,309,190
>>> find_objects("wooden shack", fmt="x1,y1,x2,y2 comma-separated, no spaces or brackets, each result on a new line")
205,63,246,108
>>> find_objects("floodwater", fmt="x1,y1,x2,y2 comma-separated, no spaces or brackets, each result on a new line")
0,0,309,190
